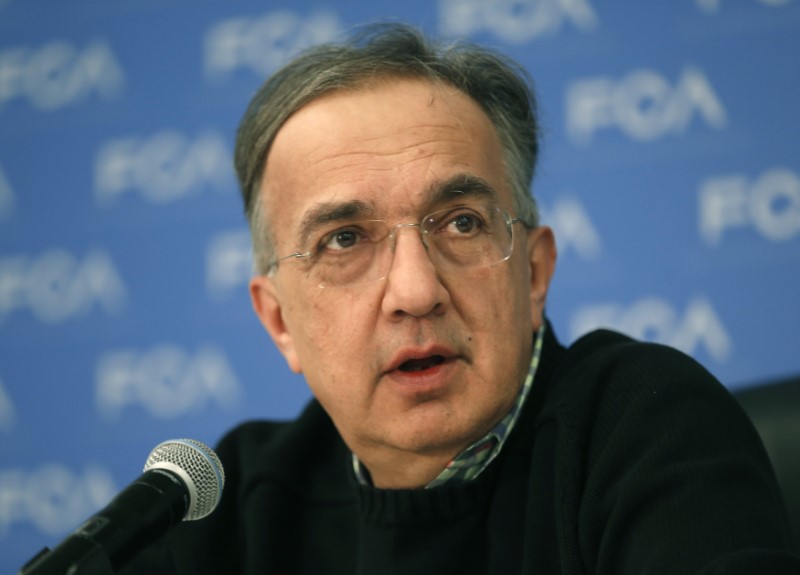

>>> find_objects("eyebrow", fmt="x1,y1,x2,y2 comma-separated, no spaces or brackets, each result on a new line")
295,173,499,247
297,199,375,248
425,174,499,206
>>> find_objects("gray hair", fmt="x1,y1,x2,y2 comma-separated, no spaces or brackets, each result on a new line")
234,23,541,274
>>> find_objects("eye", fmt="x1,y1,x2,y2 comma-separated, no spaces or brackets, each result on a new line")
451,213,477,234
319,228,364,252
442,210,484,236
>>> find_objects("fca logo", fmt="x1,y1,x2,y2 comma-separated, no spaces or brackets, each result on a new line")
566,67,727,144
439,0,598,43
699,168,800,245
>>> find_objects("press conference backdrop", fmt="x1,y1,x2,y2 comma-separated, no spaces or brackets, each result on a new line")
1,0,799,570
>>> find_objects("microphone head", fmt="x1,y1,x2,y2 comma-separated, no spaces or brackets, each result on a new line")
144,439,225,521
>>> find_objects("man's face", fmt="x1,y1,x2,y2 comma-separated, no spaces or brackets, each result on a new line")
250,78,555,487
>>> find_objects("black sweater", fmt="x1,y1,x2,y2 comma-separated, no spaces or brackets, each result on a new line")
123,327,800,574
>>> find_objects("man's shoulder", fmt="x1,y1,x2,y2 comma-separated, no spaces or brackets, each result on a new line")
529,331,800,573
539,327,745,435
541,328,758,455
215,399,350,496
556,327,724,397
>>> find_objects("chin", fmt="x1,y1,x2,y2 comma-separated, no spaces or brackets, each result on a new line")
383,414,484,457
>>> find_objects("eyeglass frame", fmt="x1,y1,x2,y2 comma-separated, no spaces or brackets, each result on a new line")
263,203,531,289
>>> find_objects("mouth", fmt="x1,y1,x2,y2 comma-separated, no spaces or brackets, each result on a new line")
397,355,446,372
384,347,459,395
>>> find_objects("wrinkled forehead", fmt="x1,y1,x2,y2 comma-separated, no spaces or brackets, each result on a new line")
259,77,510,244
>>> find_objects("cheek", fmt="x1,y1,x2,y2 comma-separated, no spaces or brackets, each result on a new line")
298,298,377,429
508,248,536,316
458,263,531,329
301,295,374,368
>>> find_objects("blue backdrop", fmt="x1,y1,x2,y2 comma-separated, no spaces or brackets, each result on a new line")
1,0,799,571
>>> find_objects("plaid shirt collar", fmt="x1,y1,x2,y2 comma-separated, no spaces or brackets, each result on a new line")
352,324,545,489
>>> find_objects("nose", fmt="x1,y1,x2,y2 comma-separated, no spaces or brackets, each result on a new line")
380,224,450,319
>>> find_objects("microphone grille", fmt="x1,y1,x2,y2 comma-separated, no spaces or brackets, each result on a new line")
144,438,225,521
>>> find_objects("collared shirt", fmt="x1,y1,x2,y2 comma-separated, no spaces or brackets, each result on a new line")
352,323,546,489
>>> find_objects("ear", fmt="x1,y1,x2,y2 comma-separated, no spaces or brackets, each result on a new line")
525,225,557,330
249,275,303,373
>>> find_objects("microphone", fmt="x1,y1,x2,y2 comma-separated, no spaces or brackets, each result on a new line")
18,438,225,575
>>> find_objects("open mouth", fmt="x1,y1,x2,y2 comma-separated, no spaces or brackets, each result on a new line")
398,355,446,372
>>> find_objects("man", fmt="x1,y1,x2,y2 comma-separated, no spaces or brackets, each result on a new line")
124,24,799,574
